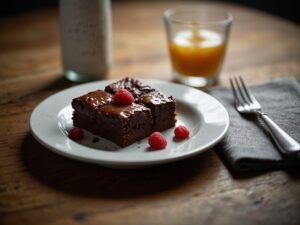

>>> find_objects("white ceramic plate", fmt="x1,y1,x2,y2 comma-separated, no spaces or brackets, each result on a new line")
30,79,229,168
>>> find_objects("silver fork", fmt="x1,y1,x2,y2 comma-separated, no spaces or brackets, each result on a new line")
230,76,300,156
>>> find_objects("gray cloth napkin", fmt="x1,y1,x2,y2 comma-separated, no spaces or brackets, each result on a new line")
210,78,300,172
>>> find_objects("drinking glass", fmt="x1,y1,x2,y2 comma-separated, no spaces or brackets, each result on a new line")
163,6,233,88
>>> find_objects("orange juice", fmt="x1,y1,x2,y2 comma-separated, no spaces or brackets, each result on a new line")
168,30,226,77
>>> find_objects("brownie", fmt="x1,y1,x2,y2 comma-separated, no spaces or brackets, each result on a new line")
105,77,176,131
72,90,153,147
138,91,176,132
105,77,155,99
95,103,152,147
72,77,176,147
72,90,113,135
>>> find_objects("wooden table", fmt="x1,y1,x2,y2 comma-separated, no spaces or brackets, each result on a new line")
1,1,300,225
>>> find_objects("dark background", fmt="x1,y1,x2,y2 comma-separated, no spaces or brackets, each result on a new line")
0,0,299,24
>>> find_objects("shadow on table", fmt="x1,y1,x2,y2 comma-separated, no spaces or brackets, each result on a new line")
36,75,79,95
42,76,77,92
21,133,218,199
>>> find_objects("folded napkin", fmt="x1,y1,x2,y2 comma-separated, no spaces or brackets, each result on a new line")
210,78,300,172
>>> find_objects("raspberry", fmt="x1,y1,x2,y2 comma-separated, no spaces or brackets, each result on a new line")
113,89,134,106
174,125,190,139
148,132,167,150
68,127,84,140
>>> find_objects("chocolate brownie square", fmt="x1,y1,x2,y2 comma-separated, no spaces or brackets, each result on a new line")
72,89,153,147
138,91,176,131
72,90,113,134
95,103,153,147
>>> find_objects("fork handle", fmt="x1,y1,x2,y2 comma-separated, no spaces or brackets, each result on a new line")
259,113,300,156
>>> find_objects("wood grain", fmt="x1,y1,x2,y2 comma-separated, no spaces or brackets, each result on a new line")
1,1,300,225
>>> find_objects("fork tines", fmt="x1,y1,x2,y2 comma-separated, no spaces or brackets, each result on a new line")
230,76,260,107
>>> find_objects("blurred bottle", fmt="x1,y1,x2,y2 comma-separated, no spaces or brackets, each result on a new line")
59,0,112,82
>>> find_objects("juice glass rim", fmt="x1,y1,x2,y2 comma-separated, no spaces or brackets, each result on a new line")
163,6,233,27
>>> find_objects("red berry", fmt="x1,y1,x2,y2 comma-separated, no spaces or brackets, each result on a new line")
148,132,167,150
68,127,84,140
174,125,190,139
113,89,134,106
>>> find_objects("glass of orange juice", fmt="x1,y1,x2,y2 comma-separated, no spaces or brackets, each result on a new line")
163,6,233,88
